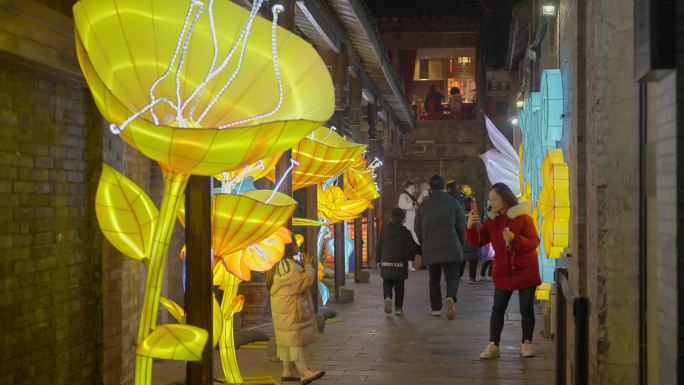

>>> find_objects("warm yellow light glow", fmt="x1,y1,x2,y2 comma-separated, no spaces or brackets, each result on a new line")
96,164,158,261
74,0,334,175
535,282,552,300
343,158,380,201
317,184,371,223
267,127,366,190
135,324,208,362
539,149,570,258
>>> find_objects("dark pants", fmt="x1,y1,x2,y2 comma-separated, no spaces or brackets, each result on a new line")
481,260,492,277
428,262,460,311
459,260,478,280
383,279,405,308
490,285,537,344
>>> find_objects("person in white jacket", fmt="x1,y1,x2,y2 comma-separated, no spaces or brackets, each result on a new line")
397,181,419,242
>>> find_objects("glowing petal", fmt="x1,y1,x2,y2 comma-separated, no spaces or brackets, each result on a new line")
74,0,334,175
95,163,158,261
317,184,370,223
267,127,366,190
343,158,380,201
159,297,186,324
136,324,208,361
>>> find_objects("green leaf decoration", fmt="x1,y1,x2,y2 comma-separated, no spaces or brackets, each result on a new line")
96,163,158,261
136,324,209,361
160,297,186,324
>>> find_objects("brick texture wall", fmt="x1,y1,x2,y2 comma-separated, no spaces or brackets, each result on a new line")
0,56,185,384
0,59,106,384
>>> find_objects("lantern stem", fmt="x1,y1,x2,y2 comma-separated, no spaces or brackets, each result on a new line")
134,170,190,385
218,272,243,383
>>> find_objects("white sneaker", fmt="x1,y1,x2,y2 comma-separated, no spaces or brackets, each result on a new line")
430,310,441,316
521,340,534,357
394,307,403,315
479,342,500,359
445,298,456,320
384,298,392,314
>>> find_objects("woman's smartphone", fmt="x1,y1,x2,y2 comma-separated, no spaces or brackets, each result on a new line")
470,199,478,213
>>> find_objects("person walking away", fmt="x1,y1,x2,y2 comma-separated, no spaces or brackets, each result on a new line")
376,207,420,315
414,175,467,320
267,239,325,384
449,87,463,119
445,181,466,209
459,197,481,283
465,182,541,359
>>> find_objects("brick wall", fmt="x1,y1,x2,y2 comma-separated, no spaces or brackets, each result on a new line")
0,55,187,384
0,59,105,384
654,71,677,385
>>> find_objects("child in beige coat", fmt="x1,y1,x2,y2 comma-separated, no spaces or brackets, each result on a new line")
267,240,325,384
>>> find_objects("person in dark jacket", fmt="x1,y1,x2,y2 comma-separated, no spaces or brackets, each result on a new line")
414,175,467,320
459,197,481,283
446,181,466,209
466,182,541,359
376,207,420,315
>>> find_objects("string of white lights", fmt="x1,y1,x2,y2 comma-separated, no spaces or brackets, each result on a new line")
216,4,284,129
180,0,218,115
175,1,206,127
147,0,201,125
197,0,266,124
109,97,172,134
265,158,299,204
186,0,265,120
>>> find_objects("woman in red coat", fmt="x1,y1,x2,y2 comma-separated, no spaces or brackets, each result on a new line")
466,183,541,359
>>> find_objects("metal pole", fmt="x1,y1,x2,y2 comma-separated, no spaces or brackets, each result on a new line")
555,268,567,385
574,297,589,385
303,184,319,313
353,216,363,282
185,176,213,385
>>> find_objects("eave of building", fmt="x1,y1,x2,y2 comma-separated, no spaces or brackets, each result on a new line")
293,0,416,132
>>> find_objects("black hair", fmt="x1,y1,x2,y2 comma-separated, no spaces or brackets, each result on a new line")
450,87,461,95
390,207,406,224
446,181,457,193
429,175,445,190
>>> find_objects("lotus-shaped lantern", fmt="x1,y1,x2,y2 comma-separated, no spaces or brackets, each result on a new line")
317,184,371,224
343,158,380,201
78,0,333,383
74,0,333,176
267,127,366,190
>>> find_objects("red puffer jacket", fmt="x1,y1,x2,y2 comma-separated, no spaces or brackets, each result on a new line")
465,202,541,291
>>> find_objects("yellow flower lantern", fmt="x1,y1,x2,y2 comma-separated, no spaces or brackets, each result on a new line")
74,0,333,176
267,127,366,190
539,149,570,259
213,227,292,383
317,184,371,224
78,0,334,383
343,158,380,201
